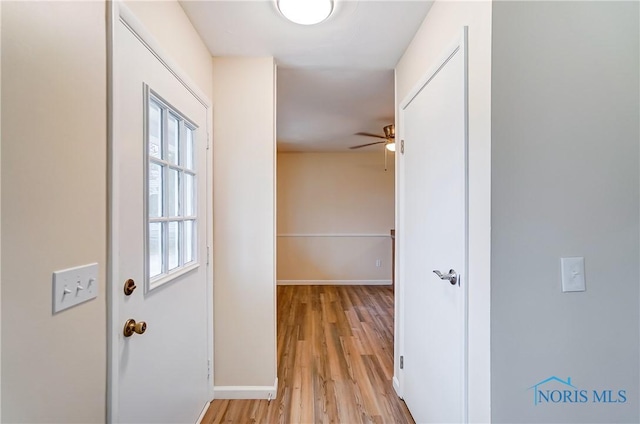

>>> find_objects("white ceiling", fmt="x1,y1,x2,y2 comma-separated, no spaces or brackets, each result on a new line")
180,0,434,151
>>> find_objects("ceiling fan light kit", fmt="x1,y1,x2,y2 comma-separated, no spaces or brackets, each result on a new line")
350,124,396,170
277,0,334,25
350,124,396,150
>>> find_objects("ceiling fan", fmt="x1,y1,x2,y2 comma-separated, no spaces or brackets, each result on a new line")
350,124,396,171
350,124,395,152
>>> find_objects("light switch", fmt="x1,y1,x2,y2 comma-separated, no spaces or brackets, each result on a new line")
561,257,586,292
52,263,99,313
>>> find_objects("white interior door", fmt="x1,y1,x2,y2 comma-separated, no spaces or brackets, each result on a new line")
110,6,212,423
399,30,468,423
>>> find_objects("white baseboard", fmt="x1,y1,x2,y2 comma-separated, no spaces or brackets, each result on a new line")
213,378,278,400
196,400,211,424
277,279,392,286
393,375,402,399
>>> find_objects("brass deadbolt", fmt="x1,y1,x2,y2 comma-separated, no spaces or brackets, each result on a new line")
123,319,147,337
123,279,137,296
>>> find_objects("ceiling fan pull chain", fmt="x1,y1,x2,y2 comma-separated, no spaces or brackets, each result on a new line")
384,147,388,171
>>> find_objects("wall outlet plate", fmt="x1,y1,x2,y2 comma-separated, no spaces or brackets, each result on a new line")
52,263,99,314
561,257,586,292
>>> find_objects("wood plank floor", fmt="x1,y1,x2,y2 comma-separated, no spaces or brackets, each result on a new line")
202,285,414,424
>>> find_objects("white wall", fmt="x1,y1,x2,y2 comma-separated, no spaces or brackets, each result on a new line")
394,2,492,421
1,2,106,421
491,2,639,422
277,152,394,284
212,57,277,394
1,1,214,421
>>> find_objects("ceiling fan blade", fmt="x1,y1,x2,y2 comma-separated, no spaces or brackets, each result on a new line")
349,141,386,149
355,132,387,139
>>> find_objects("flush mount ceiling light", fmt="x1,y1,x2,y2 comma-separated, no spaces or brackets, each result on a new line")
277,0,334,25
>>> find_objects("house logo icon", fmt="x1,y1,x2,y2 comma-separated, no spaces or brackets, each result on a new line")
528,376,576,405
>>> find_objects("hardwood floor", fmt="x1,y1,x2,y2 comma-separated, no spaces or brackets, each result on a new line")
202,285,414,424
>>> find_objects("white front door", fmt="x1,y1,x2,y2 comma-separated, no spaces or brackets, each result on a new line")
399,30,468,423
110,6,212,423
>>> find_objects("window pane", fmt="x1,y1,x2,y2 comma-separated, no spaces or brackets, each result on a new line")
149,222,163,278
149,101,162,159
147,95,199,289
149,163,163,218
184,220,195,264
185,127,194,170
184,173,195,216
168,114,179,164
167,168,179,217
168,221,179,271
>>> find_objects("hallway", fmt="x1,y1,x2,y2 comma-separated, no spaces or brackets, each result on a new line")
203,285,414,423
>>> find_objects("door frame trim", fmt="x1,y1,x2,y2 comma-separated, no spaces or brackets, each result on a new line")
395,26,469,422
107,1,214,421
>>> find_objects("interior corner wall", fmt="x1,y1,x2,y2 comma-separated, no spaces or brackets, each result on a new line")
1,2,107,422
491,2,640,422
212,57,277,392
277,152,395,284
394,2,492,421
124,0,213,99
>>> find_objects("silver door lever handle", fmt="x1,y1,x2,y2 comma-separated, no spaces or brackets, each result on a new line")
433,269,458,286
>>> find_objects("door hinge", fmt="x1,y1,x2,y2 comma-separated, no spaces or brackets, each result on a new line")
400,355,404,369
207,246,210,265
401,139,405,155
207,132,210,150
207,359,211,380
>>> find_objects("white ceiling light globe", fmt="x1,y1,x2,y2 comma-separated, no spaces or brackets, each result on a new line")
277,0,334,25
385,143,396,152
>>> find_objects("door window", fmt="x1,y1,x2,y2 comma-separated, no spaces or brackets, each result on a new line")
146,92,198,291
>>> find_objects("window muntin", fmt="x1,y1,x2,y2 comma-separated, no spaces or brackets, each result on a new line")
146,94,198,290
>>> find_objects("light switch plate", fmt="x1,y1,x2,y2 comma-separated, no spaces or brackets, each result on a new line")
52,263,99,314
561,257,586,292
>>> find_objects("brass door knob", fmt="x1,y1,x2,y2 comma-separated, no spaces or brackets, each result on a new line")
123,318,147,337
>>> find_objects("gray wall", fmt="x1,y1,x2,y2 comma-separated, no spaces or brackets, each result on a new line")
491,1,640,422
